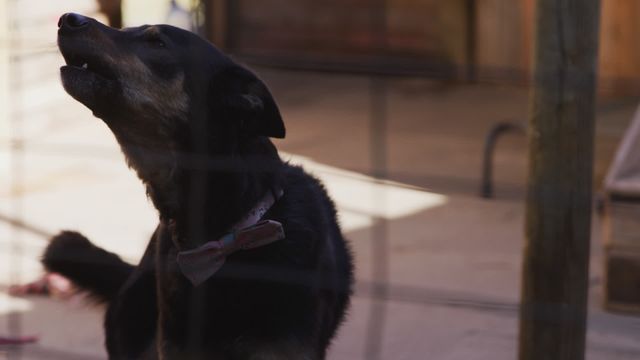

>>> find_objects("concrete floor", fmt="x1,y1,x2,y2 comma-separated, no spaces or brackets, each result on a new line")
1,1,640,359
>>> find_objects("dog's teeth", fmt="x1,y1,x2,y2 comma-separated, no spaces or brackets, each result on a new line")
81,63,88,69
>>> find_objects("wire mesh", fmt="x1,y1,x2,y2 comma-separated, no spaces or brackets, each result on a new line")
1,1,640,360
6,1,25,358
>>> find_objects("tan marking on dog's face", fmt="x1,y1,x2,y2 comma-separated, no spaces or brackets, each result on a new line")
72,25,188,121
143,26,161,37
117,55,189,120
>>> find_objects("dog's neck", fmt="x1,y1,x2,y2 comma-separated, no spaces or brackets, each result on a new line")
107,107,285,251
147,136,284,251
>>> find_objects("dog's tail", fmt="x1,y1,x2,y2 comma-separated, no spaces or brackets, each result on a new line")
42,231,134,303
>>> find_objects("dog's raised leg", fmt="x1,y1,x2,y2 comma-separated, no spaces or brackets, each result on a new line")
41,231,134,303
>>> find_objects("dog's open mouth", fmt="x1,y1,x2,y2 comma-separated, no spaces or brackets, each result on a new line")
60,47,116,82
58,40,121,115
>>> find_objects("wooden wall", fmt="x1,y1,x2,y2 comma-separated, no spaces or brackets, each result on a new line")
215,0,468,74
475,0,533,83
474,0,640,95
599,0,640,95
204,0,640,95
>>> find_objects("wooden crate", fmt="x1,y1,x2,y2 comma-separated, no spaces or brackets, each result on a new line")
602,199,640,313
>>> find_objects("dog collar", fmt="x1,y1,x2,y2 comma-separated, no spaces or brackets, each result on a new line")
176,189,285,286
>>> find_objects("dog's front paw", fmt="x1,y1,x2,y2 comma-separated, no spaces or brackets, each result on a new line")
42,231,94,270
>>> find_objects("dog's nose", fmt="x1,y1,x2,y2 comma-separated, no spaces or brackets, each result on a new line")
58,13,89,29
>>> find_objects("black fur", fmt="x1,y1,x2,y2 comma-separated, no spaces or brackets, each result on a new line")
42,231,134,302
46,13,353,359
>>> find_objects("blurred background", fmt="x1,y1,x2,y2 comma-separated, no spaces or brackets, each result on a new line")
1,0,639,359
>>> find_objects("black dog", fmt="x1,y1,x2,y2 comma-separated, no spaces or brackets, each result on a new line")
45,13,353,359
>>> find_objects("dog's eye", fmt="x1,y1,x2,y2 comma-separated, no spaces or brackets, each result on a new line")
147,37,166,48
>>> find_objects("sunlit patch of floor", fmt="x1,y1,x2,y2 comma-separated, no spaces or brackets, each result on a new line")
0,150,448,289
283,153,448,232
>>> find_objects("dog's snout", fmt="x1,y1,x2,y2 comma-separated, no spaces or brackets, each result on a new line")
59,13,89,30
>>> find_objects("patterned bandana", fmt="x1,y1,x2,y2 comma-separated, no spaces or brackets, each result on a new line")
176,190,285,286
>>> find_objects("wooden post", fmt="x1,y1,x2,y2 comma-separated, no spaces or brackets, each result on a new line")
202,0,229,49
464,0,476,81
519,1,601,360
0,0,8,136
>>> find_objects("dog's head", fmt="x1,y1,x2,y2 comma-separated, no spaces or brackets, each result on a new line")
57,12,284,152
57,13,285,209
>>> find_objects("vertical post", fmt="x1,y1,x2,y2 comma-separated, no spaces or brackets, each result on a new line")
6,0,25,358
202,0,228,49
0,0,7,138
464,0,476,82
519,1,601,360
364,76,389,360
224,0,238,52
364,1,389,359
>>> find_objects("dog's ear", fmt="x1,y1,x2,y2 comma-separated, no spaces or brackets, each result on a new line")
216,67,286,139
